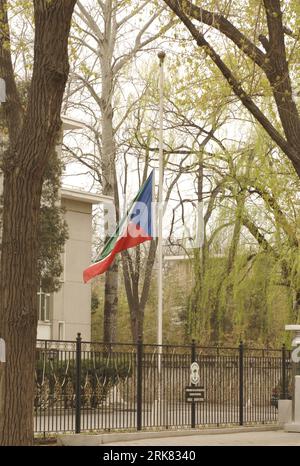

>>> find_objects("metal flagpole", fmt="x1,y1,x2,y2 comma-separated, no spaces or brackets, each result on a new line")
154,51,165,423
157,51,165,355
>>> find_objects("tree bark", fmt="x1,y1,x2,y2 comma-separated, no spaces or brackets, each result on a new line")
189,156,205,338
103,260,118,343
0,0,76,446
100,0,119,344
122,240,157,343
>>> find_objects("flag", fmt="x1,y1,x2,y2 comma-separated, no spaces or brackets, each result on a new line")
83,171,154,283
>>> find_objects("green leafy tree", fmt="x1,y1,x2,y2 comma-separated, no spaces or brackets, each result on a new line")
1,89,68,293
38,149,68,293
164,0,300,178
187,130,300,345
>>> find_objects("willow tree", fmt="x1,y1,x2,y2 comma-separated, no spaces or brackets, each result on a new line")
164,0,300,178
0,0,76,446
187,127,300,345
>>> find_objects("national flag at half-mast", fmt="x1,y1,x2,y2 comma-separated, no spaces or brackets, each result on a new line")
83,171,154,283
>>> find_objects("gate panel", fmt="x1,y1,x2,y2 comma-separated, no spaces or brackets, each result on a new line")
34,339,289,436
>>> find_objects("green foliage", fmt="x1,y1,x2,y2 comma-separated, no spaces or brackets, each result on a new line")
189,250,293,347
36,355,131,386
35,353,132,407
91,275,137,343
38,146,68,293
0,82,68,293
91,262,189,345
91,289,100,313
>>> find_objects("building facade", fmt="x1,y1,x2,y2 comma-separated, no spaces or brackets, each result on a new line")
37,187,111,341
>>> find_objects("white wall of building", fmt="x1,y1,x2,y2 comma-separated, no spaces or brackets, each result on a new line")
51,195,93,341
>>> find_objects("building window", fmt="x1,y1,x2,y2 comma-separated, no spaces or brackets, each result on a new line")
58,321,65,341
37,288,50,322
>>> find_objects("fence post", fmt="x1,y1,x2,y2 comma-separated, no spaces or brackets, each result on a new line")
0,338,6,427
136,335,143,431
191,339,196,429
281,343,287,399
75,332,82,434
239,340,244,426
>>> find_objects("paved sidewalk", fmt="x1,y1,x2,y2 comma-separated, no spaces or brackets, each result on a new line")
104,430,300,446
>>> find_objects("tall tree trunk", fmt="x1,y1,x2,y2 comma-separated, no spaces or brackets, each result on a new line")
218,155,253,339
0,0,76,446
293,290,300,323
222,189,246,334
122,239,157,343
127,300,146,343
189,156,205,338
99,0,119,344
0,178,41,446
103,260,118,343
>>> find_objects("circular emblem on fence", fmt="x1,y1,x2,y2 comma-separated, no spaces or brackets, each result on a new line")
291,346,300,363
190,362,200,385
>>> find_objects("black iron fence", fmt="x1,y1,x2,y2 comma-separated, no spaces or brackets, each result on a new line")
34,335,292,436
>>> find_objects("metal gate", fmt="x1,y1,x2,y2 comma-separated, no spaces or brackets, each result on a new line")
34,335,291,436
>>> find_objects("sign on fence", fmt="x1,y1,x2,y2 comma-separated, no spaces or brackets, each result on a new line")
185,386,205,403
